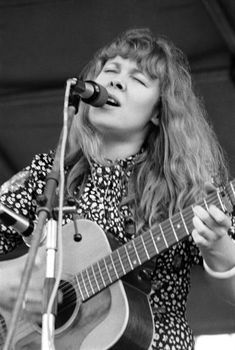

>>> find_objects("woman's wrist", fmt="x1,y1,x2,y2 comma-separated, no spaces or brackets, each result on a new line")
203,259,235,279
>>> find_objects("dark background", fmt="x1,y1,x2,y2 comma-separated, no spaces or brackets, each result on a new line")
0,0,235,336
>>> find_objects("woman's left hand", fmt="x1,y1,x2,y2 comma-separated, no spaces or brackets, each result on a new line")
192,204,231,249
192,204,234,271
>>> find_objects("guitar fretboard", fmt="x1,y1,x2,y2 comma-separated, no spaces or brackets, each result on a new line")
73,180,235,301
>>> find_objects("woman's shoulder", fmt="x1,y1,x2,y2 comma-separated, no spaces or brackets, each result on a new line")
23,151,55,177
0,151,54,196
30,151,55,171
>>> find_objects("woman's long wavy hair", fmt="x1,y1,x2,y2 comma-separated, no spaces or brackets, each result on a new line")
65,28,228,233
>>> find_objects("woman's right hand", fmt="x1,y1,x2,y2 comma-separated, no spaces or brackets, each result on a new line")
0,248,45,323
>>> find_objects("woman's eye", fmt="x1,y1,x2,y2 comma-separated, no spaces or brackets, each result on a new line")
104,69,117,73
133,77,146,86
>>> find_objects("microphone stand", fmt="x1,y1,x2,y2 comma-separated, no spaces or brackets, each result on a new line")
41,218,58,350
41,79,79,350
3,79,80,350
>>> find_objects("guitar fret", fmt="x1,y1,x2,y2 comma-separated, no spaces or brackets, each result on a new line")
151,227,167,253
216,191,226,211
159,223,169,247
78,273,89,299
171,212,189,241
169,218,179,242
116,249,126,274
97,259,110,286
134,236,148,263
103,258,112,283
75,274,86,300
143,231,159,257
105,255,117,281
180,211,190,236
140,234,150,259
87,266,98,294
160,220,177,246
126,241,141,268
95,262,106,288
82,270,92,297
124,244,134,269
86,269,95,295
149,229,159,254
131,241,142,265
120,244,133,271
111,249,125,277
91,265,100,292
110,254,119,279
182,206,194,234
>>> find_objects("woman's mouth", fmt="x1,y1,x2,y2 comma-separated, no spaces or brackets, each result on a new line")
106,94,121,107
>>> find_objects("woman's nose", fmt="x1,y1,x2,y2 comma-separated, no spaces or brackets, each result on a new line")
109,80,126,91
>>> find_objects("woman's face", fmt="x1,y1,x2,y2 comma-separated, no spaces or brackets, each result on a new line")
88,56,160,142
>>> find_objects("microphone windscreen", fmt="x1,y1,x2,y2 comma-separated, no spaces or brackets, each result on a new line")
82,81,108,107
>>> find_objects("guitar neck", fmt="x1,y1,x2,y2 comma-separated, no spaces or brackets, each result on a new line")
74,180,235,301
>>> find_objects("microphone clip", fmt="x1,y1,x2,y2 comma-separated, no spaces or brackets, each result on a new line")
68,78,82,114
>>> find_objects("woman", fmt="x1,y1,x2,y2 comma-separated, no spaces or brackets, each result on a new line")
0,28,234,349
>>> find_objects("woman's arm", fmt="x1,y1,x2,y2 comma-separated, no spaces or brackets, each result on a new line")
192,204,235,304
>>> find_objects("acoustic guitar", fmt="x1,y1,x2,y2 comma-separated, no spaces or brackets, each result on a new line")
0,180,234,349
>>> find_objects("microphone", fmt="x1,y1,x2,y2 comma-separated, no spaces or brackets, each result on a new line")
69,79,108,111
0,203,35,246
0,203,78,246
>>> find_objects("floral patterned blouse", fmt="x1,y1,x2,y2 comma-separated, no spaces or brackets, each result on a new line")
0,152,206,349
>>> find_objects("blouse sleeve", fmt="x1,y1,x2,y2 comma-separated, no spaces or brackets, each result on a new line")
0,152,54,255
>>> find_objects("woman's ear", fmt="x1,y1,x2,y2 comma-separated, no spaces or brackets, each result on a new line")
150,114,159,126
150,99,161,126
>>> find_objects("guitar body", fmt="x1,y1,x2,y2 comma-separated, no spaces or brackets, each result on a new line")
1,220,154,349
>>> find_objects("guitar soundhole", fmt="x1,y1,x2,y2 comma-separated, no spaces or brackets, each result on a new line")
55,280,78,329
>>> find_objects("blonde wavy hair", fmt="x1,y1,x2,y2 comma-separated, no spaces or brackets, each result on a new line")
65,28,228,233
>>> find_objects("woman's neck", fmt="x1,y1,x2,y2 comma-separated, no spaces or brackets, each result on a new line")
101,137,144,161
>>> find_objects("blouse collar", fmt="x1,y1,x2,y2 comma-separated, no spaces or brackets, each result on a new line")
90,148,145,177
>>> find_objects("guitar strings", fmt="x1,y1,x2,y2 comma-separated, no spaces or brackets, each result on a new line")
43,191,221,313
47,191,222,314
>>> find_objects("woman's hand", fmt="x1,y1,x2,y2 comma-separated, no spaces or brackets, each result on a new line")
0,250,45,323
192,204,235,271
192,204,231,249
